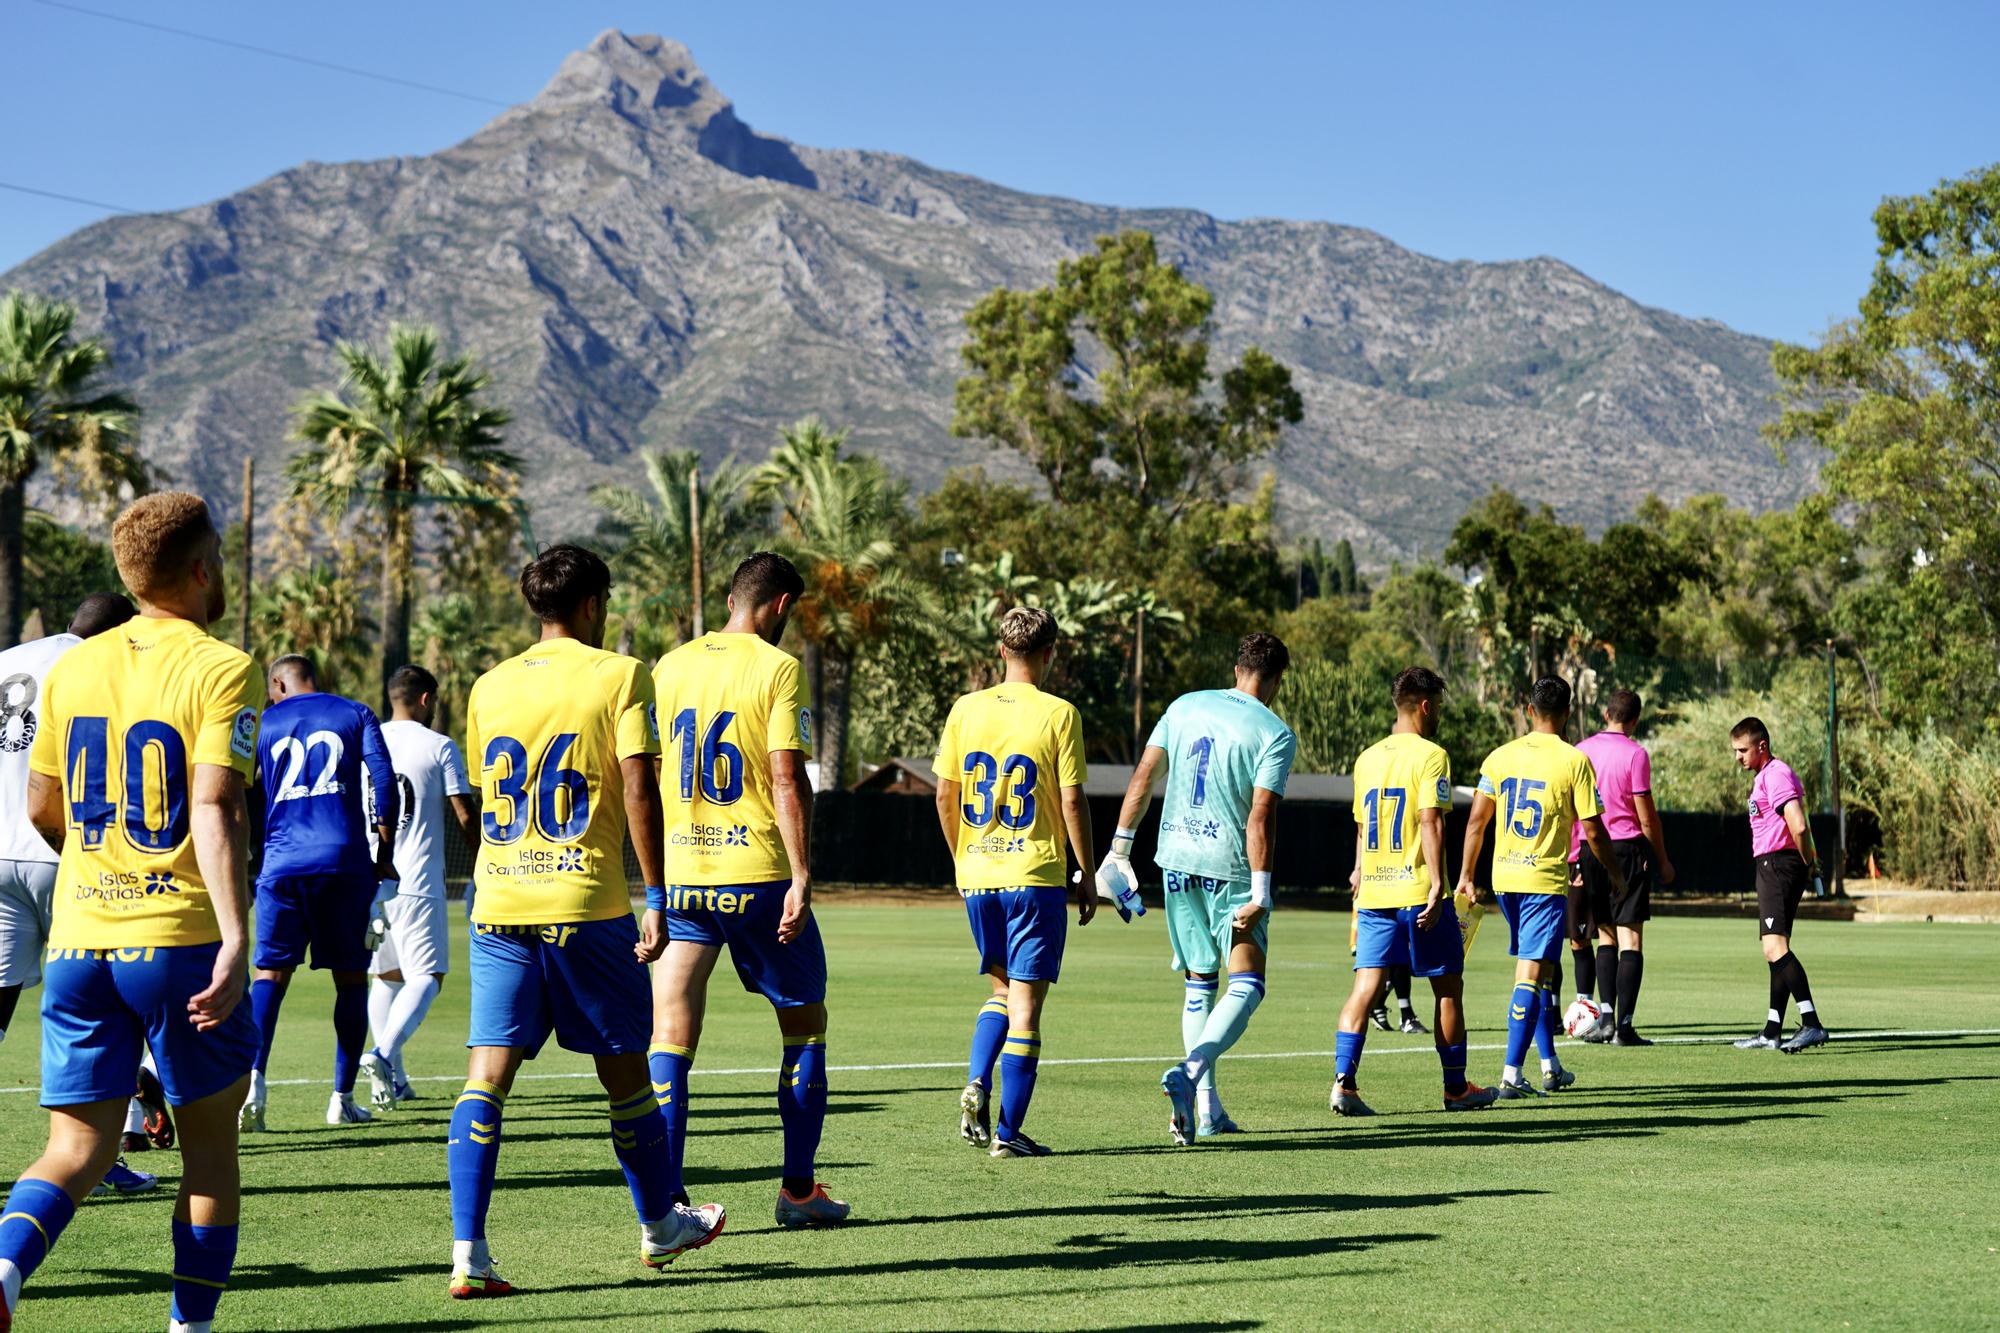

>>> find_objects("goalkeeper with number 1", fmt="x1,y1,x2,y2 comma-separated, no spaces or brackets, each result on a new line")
1099,633,1297,1146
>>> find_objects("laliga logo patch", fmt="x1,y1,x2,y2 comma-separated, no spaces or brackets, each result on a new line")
646,703,660,741
799,708,813,746
230,708,258,759
1436,778,1450,802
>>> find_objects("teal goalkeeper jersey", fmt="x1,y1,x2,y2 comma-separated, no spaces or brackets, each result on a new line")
1147,688,1297,882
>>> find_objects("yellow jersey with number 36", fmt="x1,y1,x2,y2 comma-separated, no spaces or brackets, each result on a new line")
27,616,261,949
652,632,812,887
1352,731,1453,909
933,682,1087,891
1476,732,1600,895
465,637,660,925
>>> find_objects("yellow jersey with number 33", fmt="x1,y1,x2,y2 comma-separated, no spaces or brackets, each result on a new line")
652,632,812,887
27,616,261,949
933,682,1087,890
1352,731,1452,909
465,637,660,925
1476,732,1600,895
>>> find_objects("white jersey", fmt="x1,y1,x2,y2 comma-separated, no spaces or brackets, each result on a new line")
0,634,82,866
365,718,471,899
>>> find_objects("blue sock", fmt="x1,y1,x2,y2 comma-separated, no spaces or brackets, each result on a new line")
332,985,367,1094
1505,981,1540,1072
446,1080,505,1242
1438,1040,1470,1094
649,1043,693,1204
1183,972,1264,1085
608,1088,674,1225
0,1177,76,1285
1334,1028,1366,1086
778,1036,827,1195
967,997,1008,1091
249,978,284,1073
996,1030,1040,1141
1535,983,1560,1064
170,1219,237,1325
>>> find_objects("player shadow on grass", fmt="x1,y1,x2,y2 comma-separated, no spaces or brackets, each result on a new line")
1078,1107,1820,1156
236,1161,868,1198
872,1185,1541,1229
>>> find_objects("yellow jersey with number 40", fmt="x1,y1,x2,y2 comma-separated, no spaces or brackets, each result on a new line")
1352,731,1452,909
465,637,660,925
652,632,812,887
1476,732,1600,895
933,682,1087,890
28,616,261,949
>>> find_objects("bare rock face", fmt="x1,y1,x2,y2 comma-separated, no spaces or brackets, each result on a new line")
2,29,1810,555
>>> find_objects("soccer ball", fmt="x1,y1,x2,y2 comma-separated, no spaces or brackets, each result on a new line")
1562,997,1602,1037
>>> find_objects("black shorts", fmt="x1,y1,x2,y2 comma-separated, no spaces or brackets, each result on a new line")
1754,851,1810,937
1582,838,1653,927
1565,867,1592,943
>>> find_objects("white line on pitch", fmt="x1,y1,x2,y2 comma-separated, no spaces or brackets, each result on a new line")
2,1027,1994,1097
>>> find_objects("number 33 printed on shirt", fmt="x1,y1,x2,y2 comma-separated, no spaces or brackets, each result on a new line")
959,751,1039,830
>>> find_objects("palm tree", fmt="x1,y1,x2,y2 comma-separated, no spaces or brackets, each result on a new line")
287,323,517,689
413,591,530,743
0,292,146,644
248,565,377,697
592,449,767,655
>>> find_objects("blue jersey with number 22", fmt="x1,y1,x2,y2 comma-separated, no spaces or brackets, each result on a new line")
1148,689,1296,883
257,692,395,883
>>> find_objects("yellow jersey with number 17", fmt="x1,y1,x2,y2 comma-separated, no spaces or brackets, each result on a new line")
652,632,812,887
464,637,660,925
1351,731,1452,909
1475,732,1600,895
28,615,261,949
933,682,1087,890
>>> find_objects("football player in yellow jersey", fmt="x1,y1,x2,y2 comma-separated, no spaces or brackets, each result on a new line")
446,545,722,1301
1457,676,1628,1100
0,493,261,1333
932,607,1094,1160
649,553,848,1228
1331,667,1498,1117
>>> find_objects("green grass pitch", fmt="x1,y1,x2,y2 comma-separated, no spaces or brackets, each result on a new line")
2,904,1994,1330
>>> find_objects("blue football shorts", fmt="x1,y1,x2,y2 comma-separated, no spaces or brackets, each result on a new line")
39,941,259,1107
666,881,828,1008
963,884,1069,984
466,915,650,1057
254,871,374,972
1499,891,1568,962
1354,902,1464,977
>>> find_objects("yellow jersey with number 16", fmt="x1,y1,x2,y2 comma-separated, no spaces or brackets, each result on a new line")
28,616,261,949
652,632,812,887
1476,732,1600,896
933,682,1087,891
465,637,660,925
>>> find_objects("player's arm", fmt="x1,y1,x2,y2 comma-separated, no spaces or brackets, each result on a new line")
624,753,668,963
447,794,480,853
361,712,399,879
934,777,962,863
772,748,814,943
1632,791,1675,885
26,771,65,855
1234,786,1279,931
1413,806,1449,930
1095,744,1163,918
1456,792,1495,896
1579,815,1630,900
188,763,251,1030
1781,800,1822,893
1059,780,1095,926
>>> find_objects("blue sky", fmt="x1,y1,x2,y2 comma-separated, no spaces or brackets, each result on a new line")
3,1,1994,342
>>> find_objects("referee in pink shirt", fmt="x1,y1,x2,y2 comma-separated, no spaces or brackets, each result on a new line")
1730,717,1831,1053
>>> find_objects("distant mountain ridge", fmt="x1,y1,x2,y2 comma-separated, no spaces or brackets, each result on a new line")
2,29,1813,556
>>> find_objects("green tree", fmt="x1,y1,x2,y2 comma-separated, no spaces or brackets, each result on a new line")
287,323,517,692
953,230,1302,515
0,292,146,644
249,566,377,698
594,449,766,656
21,514,121,635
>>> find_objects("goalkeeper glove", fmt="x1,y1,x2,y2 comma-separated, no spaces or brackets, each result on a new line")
1094,828,1146,922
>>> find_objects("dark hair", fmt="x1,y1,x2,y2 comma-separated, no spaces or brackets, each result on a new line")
1731,716,1771,745
729,551,805,608
999,606,1059,656
269,654,317,688
1391,665,1447,710
1605,688,1642,725
521,543,612,624
1236,632,1290,678
69,592,136,639
1529,675,1571,719
388,664,438,706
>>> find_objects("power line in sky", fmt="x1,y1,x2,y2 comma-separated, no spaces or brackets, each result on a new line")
0,180,142,215
26,0,512,108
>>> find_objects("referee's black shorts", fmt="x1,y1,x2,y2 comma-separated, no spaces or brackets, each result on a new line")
1581,837,1652,927
1754,850,1811,937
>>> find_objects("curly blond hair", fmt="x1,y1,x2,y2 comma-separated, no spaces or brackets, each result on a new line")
998,605,1058,657
112,492,215,601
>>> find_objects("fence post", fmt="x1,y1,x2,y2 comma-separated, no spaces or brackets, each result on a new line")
1827,639,1844,898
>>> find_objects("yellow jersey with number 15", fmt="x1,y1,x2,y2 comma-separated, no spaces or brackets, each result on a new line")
1476,732,1600,896
1351,731,1452,909
933,682,1087,891
652,632,812,887
28,615,261,949
465,637,660,925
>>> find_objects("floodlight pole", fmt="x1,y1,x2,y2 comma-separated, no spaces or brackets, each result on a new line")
1827,639,1844,898
239,456,254,651
689,467,704,638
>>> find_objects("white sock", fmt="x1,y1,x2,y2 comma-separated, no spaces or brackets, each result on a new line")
0,1256,22,1311
381,977,439,1064
1541,1056,1558,1075
452,1237,489,1272
124,1098,146,1135
368,977,402,1053
1503,1063,1522,1084
1797,1000,1817,1024
1198,1086,1223,1119
169,1320,213,1333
